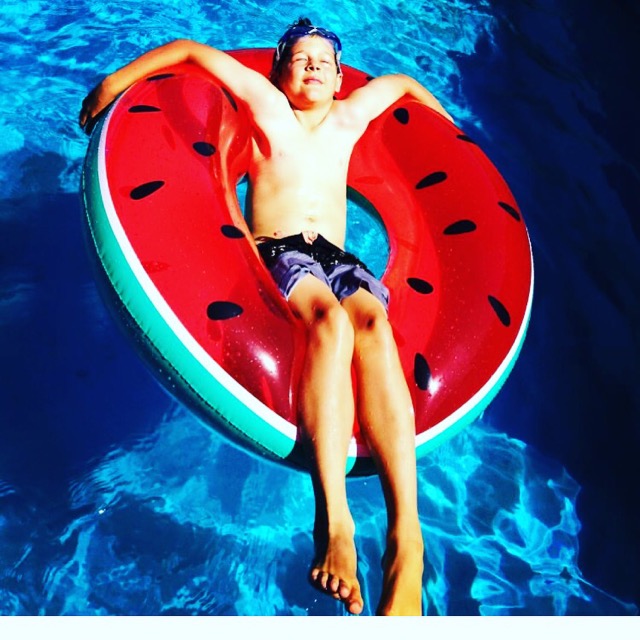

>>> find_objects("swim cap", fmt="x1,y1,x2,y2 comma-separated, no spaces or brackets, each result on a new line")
271,21,342,80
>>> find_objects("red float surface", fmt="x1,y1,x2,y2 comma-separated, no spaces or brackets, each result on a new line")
98,49,533,461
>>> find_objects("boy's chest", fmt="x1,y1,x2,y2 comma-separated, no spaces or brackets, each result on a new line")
250,121,355,171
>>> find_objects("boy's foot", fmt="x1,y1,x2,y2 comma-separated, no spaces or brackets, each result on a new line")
310,528,363,615
376,534,424,616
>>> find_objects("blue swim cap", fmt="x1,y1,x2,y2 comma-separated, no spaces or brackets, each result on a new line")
271,21,342,80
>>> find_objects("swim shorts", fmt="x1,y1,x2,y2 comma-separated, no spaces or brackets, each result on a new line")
257,233,389,312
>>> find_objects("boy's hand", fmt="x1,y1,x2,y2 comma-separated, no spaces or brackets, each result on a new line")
79,79,114,135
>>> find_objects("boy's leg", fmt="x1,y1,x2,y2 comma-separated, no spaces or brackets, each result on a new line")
341,288,424,616
287,274,364,615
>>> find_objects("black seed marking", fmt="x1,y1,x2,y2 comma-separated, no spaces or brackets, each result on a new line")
221,87,238,111
221,225,245,239
129,105,161,113
207,301,243,320
407,277,434,294
444,220,477,235
394,107,409,124
146,73,175,81
488,295,511,327
457,134,477,144
130,181,165,200
416,171,447,189
414,354,431,391
365,75,375,82
498,201,521,222
193,141,216,156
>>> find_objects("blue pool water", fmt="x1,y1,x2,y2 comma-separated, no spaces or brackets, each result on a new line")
1,0,639,616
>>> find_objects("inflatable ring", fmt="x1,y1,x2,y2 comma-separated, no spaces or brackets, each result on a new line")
81,49,533,476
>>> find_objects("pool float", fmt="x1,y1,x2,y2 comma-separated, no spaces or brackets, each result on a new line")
81,49,534,475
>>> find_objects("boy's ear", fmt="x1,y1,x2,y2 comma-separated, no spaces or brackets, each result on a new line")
335,73,343,93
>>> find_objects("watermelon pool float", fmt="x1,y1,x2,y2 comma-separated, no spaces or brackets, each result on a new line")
81,49,534,475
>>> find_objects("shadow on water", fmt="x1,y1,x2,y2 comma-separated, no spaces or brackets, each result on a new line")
0,179,333,615
449,0,640,606
0,189,172,493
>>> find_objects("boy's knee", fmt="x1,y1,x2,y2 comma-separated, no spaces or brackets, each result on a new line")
355,305,388,331
354,308,394,344
310,302,353,341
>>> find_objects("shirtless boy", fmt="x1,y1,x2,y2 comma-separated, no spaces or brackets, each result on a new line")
79,18,453,616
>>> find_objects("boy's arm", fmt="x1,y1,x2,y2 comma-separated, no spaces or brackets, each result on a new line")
79,39,281,132
341,73,454,129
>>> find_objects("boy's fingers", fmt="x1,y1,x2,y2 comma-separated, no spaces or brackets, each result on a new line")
82,115,95,135
79,111,90,132
79,87,99,129
79,99,91,129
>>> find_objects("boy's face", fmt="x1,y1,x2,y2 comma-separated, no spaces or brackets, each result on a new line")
277,36,343,106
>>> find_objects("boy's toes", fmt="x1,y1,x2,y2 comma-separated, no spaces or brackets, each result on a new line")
311,569,330,592
328,574,342,594
345,585,364,615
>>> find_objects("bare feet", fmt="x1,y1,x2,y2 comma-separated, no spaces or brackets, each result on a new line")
376,532,424,616
310,525,364,615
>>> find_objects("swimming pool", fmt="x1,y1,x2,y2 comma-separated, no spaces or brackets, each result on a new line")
1,0,638,616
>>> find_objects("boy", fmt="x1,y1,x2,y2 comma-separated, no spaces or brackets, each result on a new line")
79,18,453,616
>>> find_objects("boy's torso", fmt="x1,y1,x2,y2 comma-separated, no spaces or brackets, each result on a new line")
245,99,365,249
